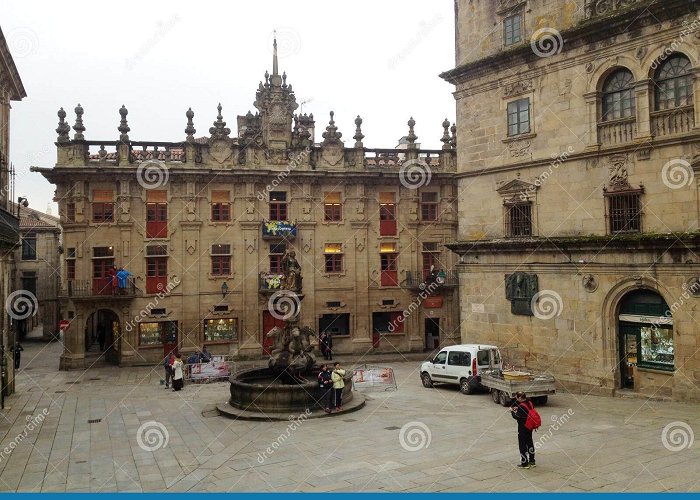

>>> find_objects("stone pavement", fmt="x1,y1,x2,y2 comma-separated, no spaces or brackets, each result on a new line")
0,340,698,492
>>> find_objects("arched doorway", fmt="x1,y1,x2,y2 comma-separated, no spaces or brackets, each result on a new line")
618,290,673,389
85,309,120,365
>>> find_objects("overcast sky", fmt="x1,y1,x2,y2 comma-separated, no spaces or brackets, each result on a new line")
4,1,455,215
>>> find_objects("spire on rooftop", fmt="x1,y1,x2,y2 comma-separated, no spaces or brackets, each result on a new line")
272,31,279,76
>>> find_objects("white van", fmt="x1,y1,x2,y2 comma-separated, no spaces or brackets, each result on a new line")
420,344,502,394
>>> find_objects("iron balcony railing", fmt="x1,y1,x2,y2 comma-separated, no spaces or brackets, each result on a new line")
62,278,138,299
405,270,459,290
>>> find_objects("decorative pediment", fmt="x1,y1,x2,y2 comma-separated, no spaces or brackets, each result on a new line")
496,178,538,197
503,79,533,98
584,0,644,20
497,0,526,14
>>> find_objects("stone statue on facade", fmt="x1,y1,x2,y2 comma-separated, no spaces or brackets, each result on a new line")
281,250,302,292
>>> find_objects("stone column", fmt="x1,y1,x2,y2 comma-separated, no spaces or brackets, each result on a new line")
60,307,85,370
692,68,700,129
582,91,601,150
634,79,652,141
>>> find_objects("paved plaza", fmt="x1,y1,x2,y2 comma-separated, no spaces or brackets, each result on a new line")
0,340,698,492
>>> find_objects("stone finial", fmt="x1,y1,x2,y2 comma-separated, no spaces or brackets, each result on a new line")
185,107,196,141
73,104,85,141
353,115,364,148
264,71,270,86
282,71,287,87
118,105,130,142
407,116,417,145
321,111,343,144
209,103,231,139
450,123,457,149
272,35,279,76
441,118,451,150
56,107,70,143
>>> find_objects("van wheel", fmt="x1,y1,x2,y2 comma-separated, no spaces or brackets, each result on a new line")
460,378,473,395
534,396,548,405
499,391,511,407
491,389,500,404
421,373,433,388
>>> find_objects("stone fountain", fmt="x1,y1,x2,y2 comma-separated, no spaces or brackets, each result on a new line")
217,250,364,420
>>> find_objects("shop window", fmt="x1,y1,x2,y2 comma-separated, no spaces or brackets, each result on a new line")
211,244,231,276
204,318,237,342
324,192,342,221
211,190,231,222
324,243,343,273
319,313,350,336
139,321,177,346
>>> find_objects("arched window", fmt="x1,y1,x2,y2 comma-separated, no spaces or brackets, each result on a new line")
602,69,636,121
655,54,693,111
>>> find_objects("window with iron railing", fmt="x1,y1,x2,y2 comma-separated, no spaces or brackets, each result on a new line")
504,203,532,237
606,190,642,233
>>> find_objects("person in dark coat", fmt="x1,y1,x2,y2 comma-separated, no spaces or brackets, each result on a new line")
97,324,106,351
317,364,334,413
13,343,24,370
511,392,535,468
320,332,333,360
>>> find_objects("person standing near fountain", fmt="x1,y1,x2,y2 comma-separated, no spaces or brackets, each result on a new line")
172,353,184,392
317,364,334,413
331,362,346,411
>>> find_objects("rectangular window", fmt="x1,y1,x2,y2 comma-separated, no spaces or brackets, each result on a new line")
92,190,114,222
269,243,286,273
146,245,168,294
420,192,438,221
422,242,440,275
139,321,177,347
379,192,397,236
91,246,115,295
319,313,350,336
269,191,288,221
505,203,532,237
211,190,231,222
66,203,76,222
324,243,343,273
66,247,76,280
504,12,522,47
21,232,37,260
204,318,237,342
324,192,342,221
507,98,530,137
607,192,642,233
211,244,231,276
146,190,168,238
372,311,404,334
380,242,398,287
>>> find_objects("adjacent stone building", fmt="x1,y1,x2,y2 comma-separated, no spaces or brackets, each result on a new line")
34,45,459,370
0,27,27,399
14,204,61,340
443,0,700,400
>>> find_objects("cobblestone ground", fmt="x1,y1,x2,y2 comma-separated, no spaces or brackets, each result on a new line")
0,340,698,492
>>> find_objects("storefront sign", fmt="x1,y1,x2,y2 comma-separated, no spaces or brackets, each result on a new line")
619,314,673,325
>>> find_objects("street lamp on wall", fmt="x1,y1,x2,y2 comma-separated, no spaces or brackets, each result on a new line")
221,282,229,298
17,197,28,218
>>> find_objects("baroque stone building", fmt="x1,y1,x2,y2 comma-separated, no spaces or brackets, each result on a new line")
34,45,459,369
14,204,61,341
443,0,700,400
0,27,27,399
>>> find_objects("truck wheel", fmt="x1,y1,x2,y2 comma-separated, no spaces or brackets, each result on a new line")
460,378,473,395
491,389,500,404
499,391,511,407
421,373,433,388
534,396,548,405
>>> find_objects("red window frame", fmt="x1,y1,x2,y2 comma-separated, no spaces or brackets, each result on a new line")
211,203,231,222
420,193,438,221
146,257,168,294
211,256,231,276
325,254,343,273
66,259,76,280
146,202,168,238
380,253,398,286
66,203,76,222
269,192,288,221
92,203,114,222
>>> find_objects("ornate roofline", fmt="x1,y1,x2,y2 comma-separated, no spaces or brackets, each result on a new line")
0,27,27,101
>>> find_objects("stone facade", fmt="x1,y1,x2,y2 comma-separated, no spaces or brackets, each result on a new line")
14,205,61,341
443,0,700,400
34,46,460,370
0,27,27,398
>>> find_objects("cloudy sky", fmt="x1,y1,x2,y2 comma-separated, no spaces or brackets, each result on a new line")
4,1,455,215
